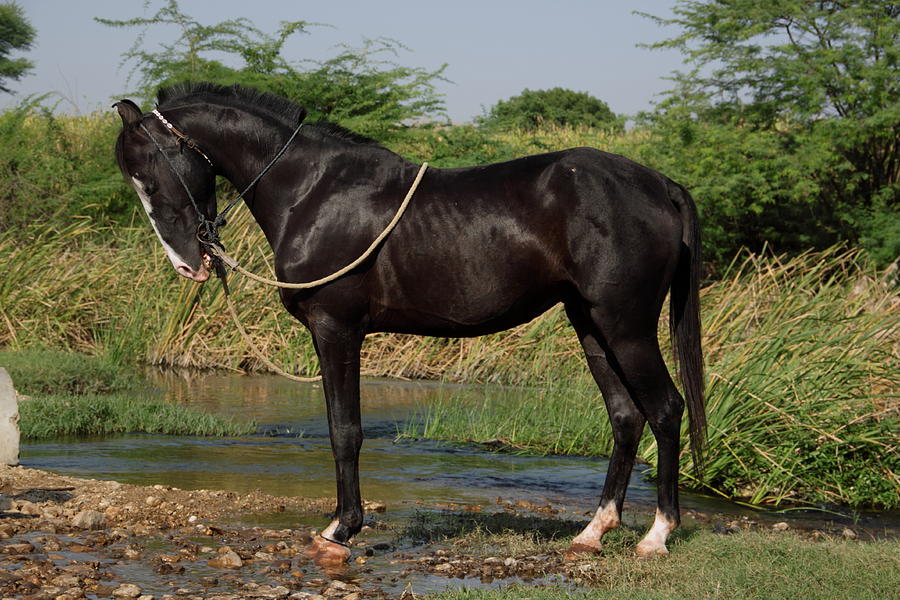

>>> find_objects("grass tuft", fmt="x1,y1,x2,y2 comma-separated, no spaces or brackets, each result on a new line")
18,393,255,439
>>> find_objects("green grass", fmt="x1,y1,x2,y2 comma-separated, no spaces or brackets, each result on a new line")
18,393,255,439
0,348,255,439
0,347,137,395
416,519,900,600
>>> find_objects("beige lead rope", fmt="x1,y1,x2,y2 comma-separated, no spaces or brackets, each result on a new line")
212,162,429,382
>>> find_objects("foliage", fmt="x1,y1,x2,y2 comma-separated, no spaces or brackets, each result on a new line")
630,109,840,265
0,1,34,94
1,104,896,507
403,248,900,509
0,99,134,230
478,87,622,132
96,0,447,140
640,0,900,264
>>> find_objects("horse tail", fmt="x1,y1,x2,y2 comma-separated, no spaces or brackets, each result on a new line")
667,180,706,477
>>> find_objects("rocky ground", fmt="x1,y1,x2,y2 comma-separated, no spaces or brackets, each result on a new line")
0,465,881,600
0,466,588,600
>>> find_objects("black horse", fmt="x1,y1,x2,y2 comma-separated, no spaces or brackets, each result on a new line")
114,82,704,564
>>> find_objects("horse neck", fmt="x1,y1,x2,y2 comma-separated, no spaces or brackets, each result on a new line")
169,104,307,237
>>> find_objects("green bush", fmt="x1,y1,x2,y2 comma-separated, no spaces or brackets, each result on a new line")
478,87,622,132
0,99,134,230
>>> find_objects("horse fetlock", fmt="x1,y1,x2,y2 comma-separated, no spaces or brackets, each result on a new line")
569,502,620,555
636,509,677,558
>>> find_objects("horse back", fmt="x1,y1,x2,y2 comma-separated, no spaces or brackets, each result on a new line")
362,148,682,335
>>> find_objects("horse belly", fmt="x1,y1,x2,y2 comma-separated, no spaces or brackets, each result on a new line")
370,237,567,337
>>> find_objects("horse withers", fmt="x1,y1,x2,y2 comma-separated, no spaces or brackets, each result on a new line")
114,82,705,565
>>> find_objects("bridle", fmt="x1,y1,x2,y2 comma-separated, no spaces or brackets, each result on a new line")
138,108,304,271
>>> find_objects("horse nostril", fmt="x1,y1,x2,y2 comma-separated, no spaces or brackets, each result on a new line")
176,265,194,278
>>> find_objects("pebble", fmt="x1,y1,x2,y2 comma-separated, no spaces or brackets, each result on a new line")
2,542,34,554
208,550,243,569
841,527,857,540
112,583,142,598
72,509,107,530
772,522,789,531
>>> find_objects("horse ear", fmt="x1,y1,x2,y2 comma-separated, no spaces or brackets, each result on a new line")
114,99,143,126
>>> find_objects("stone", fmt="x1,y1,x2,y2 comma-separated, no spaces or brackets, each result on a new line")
112,583,142,598
2,542,34,554
72,509,107,530
208,550,243,569
772,522,789,531
0,368,20,466
841,527,857,540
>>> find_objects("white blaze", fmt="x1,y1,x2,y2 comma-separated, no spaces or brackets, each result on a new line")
131,176,192,270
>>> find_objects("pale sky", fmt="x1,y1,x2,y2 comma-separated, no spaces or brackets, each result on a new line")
8,1,685,122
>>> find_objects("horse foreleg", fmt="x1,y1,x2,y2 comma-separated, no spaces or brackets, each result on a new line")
305,320,365,566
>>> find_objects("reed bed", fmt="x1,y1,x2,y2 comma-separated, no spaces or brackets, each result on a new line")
406,248,899,508
1,217,896,507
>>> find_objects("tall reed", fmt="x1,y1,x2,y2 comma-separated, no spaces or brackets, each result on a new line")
407,248,899,508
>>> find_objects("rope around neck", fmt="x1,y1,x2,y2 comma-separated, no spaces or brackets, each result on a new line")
206,162,427,289
213,162,428,382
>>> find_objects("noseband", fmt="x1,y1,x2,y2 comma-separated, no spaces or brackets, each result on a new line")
138,110,304,269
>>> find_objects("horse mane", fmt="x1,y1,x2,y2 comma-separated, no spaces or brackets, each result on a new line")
155,82,380,146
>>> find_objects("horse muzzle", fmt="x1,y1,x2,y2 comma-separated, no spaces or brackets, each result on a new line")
176,263,210,282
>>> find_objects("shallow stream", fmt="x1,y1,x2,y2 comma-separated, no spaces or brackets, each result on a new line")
23,372,899,535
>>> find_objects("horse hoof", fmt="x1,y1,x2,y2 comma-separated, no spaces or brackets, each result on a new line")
635,543,669,559
305,536,351,568
564,542,602,560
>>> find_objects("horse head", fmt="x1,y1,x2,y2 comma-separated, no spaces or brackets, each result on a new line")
114,99,216,283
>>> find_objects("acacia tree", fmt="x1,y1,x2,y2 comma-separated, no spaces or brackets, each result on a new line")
97,0,447,139
640,0,900,262
0,2,35,94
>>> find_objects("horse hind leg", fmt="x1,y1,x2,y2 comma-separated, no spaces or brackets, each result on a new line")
605,333,684,557
565,304,646,556
568,302,685,557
